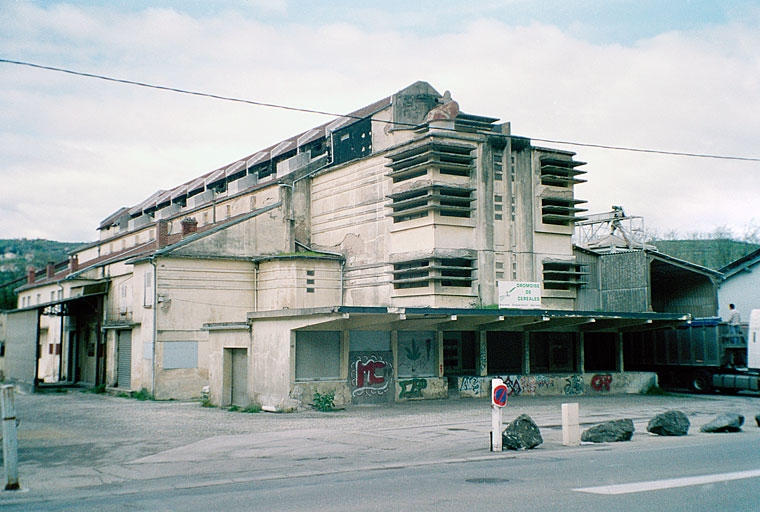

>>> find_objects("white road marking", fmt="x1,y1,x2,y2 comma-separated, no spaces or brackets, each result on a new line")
574,469,760,495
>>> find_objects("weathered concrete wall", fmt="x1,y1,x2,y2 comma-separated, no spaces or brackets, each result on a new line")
256,259,341,311
455,372,657,398
206,326,251,407
152,257,254,399
291,381,352,409
311,154,393,307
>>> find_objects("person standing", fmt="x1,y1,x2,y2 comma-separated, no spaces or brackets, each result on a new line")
728,304,742,342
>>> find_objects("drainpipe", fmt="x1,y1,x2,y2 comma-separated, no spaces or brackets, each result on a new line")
340,260,345,306
253,261,259,312
149,256,158,397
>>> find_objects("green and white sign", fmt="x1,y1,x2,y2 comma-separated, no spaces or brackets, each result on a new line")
498,281,542,308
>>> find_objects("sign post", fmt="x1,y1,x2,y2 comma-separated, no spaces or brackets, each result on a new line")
1,385,20,491
491,378,508,451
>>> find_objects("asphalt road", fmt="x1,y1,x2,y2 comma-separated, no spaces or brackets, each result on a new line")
1,388,759,510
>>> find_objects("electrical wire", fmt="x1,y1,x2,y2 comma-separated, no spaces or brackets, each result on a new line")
3,57,760,163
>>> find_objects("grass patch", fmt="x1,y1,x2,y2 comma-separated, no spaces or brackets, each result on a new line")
129,388,154,401
228,404,262,413
643,384,670,396
82,384,107,394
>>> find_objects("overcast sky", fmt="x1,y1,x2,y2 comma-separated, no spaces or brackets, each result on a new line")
2,1,759,242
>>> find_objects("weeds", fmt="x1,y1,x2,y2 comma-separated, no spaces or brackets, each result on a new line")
312,390,336,412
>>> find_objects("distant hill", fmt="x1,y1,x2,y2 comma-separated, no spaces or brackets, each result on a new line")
0,238,86,310
652,239,760,271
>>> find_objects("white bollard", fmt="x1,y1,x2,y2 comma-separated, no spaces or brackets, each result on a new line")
562,402,580,447
1,384,20,490
491,404,503,451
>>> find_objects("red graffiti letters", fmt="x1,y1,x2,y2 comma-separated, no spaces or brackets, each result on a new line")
356,360,386,388
591,374,613,392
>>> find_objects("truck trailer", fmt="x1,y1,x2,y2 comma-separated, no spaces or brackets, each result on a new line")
623,309,759,393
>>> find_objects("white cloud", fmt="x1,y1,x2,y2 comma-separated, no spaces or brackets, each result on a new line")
0,4,758,242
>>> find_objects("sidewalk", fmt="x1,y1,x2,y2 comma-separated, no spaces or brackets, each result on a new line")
2,389,759,504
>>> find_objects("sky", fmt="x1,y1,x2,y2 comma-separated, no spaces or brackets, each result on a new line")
1,1,759,243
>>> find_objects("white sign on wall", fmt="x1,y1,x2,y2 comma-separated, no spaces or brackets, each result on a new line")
498,281,542,309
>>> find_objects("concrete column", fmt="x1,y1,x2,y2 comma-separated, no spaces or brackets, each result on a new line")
478,331,488,376
617,333,624,372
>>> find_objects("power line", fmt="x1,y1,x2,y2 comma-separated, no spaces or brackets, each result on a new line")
3,57,760,163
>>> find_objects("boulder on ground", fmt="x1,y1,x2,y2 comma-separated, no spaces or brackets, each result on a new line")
647,410,690,436
502,413,543,451
700,413,744,433
581,419,634,443
755,414,760,427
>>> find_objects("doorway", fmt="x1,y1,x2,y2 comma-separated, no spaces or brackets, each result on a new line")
223,348,248,407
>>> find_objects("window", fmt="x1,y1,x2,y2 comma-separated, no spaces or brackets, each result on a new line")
386,141,475,183
487,332,523,373
332,117,372,165
163,341,198,369
493,148,504,181
530,332,576,372
387,186,474,223
543,261,588,290
584,333,617,371
541,197,588,226
143,271,153,307
539,156,587,188
295,331,341,381
443,331,477,374
392,258,474,289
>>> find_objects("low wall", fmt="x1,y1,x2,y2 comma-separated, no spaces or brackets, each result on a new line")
455,372,657,398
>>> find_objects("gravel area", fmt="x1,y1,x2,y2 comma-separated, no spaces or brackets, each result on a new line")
7,388,758,461
0,389,760,501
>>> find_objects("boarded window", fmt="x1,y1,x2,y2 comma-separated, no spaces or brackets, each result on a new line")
163,341,198,369
295,331,341,381
398,331,437,378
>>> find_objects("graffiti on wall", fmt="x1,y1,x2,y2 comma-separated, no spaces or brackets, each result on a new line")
521,375,554,394
564,374,585,395
397,332,437,377
350,352,393,398
399,378,428,399
591,373,613,392
459,376,482,395
498,375,523,397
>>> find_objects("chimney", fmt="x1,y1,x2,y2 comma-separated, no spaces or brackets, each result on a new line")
27,266,36,285
69,254,79,273
181,217,198,237
46,262,55,279
157,219,169,249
